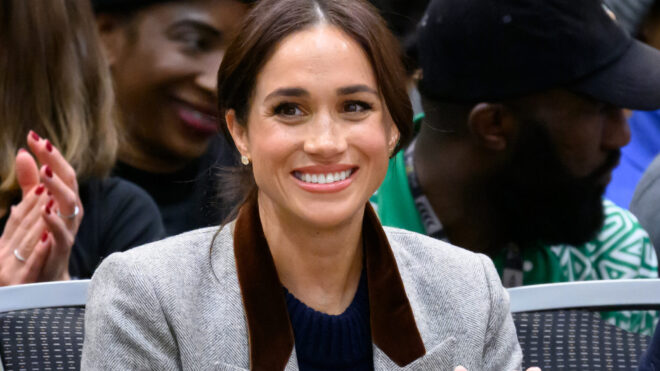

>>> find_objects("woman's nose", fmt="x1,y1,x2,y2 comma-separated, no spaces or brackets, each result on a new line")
195,70,217,96
303,114,347,158
195,53,223,95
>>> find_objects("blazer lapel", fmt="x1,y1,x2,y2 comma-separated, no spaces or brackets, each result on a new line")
363,204,426,366
233,195,295,371
373,337,456,370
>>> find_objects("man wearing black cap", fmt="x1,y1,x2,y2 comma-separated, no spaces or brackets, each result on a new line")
92,0,251,236
373,0,659,335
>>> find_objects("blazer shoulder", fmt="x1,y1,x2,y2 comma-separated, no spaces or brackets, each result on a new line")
383,226,498,298
98,224,234,280
383,226,485,271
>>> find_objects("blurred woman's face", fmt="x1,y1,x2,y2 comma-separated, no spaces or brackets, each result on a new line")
229,25,399,229
105,1,248,164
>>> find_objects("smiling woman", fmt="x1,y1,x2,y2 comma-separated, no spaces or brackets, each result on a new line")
82,0,522,369
93,0,252,235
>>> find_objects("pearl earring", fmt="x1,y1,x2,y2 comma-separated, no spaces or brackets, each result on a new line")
241,155,250,165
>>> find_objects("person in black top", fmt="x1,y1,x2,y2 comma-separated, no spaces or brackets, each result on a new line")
93,0,253,235
0,0,164,285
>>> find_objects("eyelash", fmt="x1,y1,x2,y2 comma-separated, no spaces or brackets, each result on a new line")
172,31,214,53
273,103,304,117
343,100,373,113
272,101,373,117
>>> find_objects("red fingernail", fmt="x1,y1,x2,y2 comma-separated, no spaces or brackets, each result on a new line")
35,184,45,195
17,148,28,155
45,140,53,152
41,231,48,242
45,206,51,215
46,199,55,209
30,130,40,141
45,165,53,178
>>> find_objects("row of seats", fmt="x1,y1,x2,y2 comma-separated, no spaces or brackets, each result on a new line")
1,280,658,370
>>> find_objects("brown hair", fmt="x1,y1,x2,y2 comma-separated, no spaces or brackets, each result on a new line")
0,0,118,211
216,0,413,219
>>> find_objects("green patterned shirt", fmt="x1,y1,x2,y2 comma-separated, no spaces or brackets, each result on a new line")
372,150,659,335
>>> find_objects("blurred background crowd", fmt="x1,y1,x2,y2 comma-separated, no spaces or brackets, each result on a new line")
2,0,660,368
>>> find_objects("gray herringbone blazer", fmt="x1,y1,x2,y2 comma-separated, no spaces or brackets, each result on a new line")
82,224,521,370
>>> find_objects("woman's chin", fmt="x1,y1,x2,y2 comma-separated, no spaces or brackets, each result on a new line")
294,204,365,231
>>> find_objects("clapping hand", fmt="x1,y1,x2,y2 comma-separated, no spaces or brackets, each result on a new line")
0,131,84,286
0,150,52,285
27,131,84,281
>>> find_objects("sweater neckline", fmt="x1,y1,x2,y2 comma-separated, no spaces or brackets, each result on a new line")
283,270,372,369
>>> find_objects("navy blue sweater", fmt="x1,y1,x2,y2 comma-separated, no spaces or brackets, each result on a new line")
284,272,373,370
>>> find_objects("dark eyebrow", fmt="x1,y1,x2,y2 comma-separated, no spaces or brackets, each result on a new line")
265,87,310,101
337,85,378,96
167,19,222,38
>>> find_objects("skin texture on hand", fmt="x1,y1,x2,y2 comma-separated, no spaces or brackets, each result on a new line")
0,148,51,285
27,132,83,282
0,132,83,286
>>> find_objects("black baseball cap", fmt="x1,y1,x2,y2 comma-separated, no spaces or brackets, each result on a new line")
417,0,660,110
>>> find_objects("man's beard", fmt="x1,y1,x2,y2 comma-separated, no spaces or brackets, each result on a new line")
478,120,620,248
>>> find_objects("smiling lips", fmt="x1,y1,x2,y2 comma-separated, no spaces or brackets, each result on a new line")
174,100,219,136
292,166,358,193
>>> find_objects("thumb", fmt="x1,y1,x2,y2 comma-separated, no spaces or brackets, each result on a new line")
15,149,40,196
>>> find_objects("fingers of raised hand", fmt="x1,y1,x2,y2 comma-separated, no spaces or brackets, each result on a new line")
14,149,40,197
0,217,49,286
17,237,51,284
41,165,83,227
12,217,48,265
35,226,71,282
3,185,49,243
27,131,78,192
42,206,75,256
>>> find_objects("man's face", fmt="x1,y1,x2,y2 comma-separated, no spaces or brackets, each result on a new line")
107,0,249,163
484,89,630,247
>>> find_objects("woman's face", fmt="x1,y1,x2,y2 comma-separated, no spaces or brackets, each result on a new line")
229,25,399,229
104,1,249,163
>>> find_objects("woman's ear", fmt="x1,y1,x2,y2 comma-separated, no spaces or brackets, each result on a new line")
95,14,128,66
226,109,250,157
388,124,400,156
467,103,516,151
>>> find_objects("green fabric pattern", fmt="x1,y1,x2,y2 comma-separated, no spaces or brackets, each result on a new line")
372,151,659,335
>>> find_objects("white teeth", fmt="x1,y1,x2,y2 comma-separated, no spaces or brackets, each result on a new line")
296,169,353,184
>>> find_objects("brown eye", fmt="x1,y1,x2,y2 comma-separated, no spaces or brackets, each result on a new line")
344,101,372,113
168,25,218,54
274,103,304,117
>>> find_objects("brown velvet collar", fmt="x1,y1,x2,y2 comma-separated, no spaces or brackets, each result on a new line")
233,195,426,370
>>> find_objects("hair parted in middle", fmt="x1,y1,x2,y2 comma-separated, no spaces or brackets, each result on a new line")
216,0,413,212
